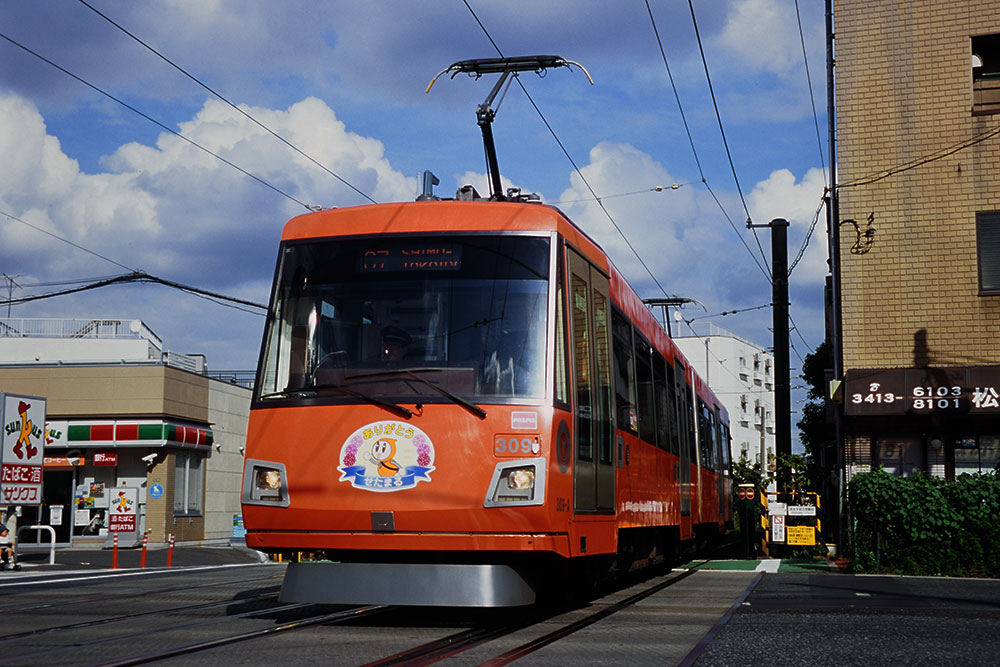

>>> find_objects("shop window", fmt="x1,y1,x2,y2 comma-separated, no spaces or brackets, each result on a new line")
955,435,1000,475
174,452,204,516
977,211,1000,294
875,436,922,477
972,34,1000,116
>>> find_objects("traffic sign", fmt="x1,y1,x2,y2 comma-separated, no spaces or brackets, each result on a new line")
737,486,756,501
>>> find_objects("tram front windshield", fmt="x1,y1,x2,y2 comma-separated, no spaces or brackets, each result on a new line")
258,234,550,404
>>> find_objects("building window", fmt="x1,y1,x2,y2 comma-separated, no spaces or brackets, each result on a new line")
875,436,922,477
955,436,1000,475
174,452,204,516
972,34,1000,115
977,211,1000,293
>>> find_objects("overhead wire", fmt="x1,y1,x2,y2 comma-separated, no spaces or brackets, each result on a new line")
794,0,827,183
0,31,313,212
839,122,1000,189
76,0,377,205
1,208,136,273
784,0,830,282
461,0,671,298
1,209,264,317
549,183,689,205
2,271,267,314
644,0,771,283
685,0,770,277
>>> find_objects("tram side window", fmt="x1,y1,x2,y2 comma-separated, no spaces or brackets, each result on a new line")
572,274,593,462
653,352,671,452
685,380,697,463
721,422,732,474
634,336,656,445
665,360,680,454
612,310,637,433
698,401,716,469
555,252,569,408
593,291,614,466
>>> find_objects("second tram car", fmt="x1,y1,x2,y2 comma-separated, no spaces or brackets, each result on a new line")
241,196,731,606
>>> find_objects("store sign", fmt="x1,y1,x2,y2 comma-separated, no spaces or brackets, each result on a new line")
108,487,138,533
0,393,45,505
844,367,1000,415
93,451,118,466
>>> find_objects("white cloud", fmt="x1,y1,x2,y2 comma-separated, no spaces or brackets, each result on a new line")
748,167,828,287
719,0,807,76
0,92,420,367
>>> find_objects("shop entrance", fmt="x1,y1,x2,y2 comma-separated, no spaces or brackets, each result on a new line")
19,470,74,546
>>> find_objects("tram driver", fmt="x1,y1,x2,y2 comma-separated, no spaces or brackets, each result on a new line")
381,326,411,361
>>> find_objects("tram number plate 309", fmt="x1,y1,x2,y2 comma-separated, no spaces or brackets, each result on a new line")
494,434,541,457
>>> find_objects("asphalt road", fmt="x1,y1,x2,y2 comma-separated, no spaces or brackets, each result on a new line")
694,572,1000,666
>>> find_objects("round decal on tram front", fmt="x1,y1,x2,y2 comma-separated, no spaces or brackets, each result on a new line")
556,419,571,473
337,421,436,492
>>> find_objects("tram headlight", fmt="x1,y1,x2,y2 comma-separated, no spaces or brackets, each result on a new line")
507,468,535,491
256,468,283,492
484,458,546,507
242,459,290,507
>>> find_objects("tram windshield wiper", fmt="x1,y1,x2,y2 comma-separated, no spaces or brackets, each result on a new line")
346,369,487,420
259,383,414,419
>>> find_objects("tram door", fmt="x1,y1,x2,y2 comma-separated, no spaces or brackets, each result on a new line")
675,361,692,518
568,250,614,513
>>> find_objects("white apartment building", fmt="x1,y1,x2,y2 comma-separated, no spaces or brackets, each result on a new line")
674,324,775,472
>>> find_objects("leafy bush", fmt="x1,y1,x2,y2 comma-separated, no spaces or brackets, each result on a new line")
849,469,1000,577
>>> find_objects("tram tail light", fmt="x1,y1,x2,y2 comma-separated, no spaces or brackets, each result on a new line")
484,457,546,507
242,459,290,507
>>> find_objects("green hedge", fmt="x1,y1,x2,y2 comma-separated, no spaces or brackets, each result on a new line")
849,469,1000,577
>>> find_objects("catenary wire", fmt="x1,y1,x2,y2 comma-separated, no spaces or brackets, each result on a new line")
795,0,827,183
0,31,313,212
1,208,137,272
645,0,771,283
2,271,267,314
462,0,671,298
76,0,376,205
686,0,770,275
787,196,826,277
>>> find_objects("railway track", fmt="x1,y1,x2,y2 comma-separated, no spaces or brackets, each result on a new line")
0,559,761,666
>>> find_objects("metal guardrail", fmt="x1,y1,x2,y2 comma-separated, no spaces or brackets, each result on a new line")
0,318,163,346
17,525,56,565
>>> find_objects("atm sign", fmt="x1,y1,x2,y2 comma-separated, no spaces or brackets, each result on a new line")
93,451,118,466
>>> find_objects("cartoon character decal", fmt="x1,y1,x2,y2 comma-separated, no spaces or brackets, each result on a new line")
112,490,134,513
338,421,435,492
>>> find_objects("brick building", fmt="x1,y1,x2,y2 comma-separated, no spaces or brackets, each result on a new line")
834,0,1000,480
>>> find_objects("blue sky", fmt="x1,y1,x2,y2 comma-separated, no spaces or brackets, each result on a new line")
0,0,830,421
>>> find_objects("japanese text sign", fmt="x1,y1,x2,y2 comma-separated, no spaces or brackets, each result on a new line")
108,487,138,533
0,393,45,506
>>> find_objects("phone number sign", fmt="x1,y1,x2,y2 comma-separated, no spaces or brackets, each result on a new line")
845,367,1000,415
0,394,45,506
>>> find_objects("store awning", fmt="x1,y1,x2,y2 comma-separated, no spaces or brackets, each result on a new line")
44,420,213,449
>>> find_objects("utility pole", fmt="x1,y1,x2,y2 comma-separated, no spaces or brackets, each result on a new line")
748,218,792,490
2,274,21,318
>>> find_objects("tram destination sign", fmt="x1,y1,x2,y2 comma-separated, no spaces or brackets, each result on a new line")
844,367,1000,415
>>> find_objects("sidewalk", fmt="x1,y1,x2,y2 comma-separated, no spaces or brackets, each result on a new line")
7,542,269,572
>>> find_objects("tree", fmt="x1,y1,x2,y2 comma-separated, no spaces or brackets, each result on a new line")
796,340,835,481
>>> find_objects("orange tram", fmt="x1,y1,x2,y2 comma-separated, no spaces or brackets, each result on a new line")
241,196,732,607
